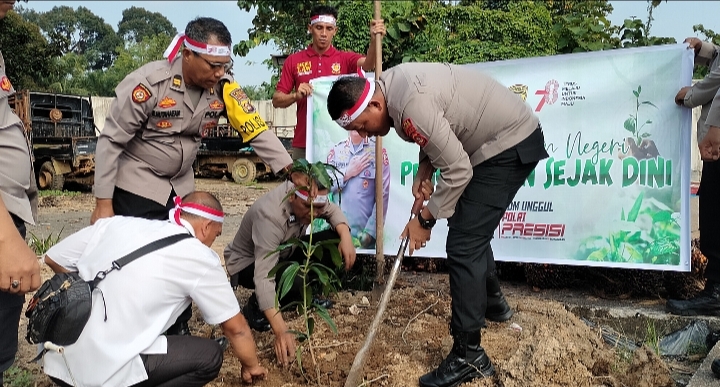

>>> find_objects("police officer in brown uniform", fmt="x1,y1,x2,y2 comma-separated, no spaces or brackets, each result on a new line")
0,0,41,382
327,63,548,387
668,37,720,317
91,17,295,337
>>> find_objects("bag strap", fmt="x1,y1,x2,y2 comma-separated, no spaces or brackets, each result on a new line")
90,233,193,289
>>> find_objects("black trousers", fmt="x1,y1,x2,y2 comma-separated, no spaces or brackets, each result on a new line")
50,336,223,387
700,160,720,282
0,213,28,383
446,127,547,332
233,230,353,305
111,187,193,329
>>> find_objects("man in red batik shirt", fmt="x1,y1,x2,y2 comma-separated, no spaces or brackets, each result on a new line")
272,4,386,160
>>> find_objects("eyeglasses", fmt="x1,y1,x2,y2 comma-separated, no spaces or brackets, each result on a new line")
193,52,233,73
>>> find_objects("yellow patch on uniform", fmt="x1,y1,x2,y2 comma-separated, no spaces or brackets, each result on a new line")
158,96,176,108
156,120,172,129
172,75,182,88
209,100,224,110
382,149,389,166
132,84,152,103
402,118,428,147
331,62,341,75
0,76,11,91
327,149,335,163
362,180,369,189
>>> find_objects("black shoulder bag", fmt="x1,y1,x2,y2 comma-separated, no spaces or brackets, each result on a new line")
25,233,193,346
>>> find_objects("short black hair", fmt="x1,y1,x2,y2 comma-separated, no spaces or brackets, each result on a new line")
310,5,338,19
327,77,367,120
185,17,231,46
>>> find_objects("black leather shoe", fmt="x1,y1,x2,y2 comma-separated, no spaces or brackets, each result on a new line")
243,294,271,332
486,272,513,322
165,321,191,336
312,297,334,309
712,358,720,378
419,330,495,387
667,281,720,316
215,336,229,352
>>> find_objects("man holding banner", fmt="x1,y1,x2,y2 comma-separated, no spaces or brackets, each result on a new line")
327,63,548,387
271,5,385,160
668,37,720,317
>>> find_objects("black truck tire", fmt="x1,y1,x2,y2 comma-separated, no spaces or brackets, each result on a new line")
38,161,65,191
231,158,256,184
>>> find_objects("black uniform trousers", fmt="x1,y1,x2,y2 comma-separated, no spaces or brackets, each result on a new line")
50,336,222,387
445,126,547,333
700,160,720,282
111,187,193,329
0,214,27,384
232,230,354,306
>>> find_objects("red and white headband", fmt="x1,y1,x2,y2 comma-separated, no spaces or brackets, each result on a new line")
163,33,232,63
295,190,328,204
335,68,374,128
170,196,225,225
310,14,336,26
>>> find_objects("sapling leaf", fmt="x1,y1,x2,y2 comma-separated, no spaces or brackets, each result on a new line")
628,192,644,222
315,305,338,334
278,262,300,300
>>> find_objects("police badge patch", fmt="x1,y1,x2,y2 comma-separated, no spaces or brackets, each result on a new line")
0,76,11,91
402,118,428,147
156,120,172,129
132,84,152,103
158,96,176,108
331,62,341,75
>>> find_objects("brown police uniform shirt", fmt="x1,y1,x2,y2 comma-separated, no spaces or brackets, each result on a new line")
684,42,720,140
0,50,37,224
94,59,292,205
377,63,541,220
223,181,348,311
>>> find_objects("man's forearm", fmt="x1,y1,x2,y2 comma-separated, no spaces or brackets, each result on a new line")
223,316,262,368
272,91,297,109
362,36,380,72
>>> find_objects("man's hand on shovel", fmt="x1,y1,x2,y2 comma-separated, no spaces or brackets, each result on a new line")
401,161,436,255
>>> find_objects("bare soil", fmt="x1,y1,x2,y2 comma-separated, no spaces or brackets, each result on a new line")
11,178,694,387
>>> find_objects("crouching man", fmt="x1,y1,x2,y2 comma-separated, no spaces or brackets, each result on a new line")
224,175,356,367
42,192,267,387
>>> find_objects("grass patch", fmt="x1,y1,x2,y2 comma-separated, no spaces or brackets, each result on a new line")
38,190,81,198
28,227,64,256
2,365,35,387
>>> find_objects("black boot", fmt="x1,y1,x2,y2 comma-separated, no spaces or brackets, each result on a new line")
242,293,271,332
712,358,720,378
418,329,495,387
667,280,720,316
486,271,513,322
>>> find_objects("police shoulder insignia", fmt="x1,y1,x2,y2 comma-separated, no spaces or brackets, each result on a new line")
382,149,389,166
229,88,248,102
156,120,172,129
132,83,152,103
327,149,335,163
0,76,11,91
171,75,182,89
158,96,176,108
402,118,428,147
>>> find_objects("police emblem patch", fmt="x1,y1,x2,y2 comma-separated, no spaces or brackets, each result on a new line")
229,88,248,102
402,118,428,147
0,76,11,92
331,62,341,75
209,100,224,110
156,120,172,129
132,84,152,103
158,96,176,108
202,121,216,137
240,99,255,114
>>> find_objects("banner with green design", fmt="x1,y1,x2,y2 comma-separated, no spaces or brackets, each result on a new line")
307,44,694,271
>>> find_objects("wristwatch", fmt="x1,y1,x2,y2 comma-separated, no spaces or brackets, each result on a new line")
417,211,436,230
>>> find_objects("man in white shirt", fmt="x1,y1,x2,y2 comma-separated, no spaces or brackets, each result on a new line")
42,192,267,387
